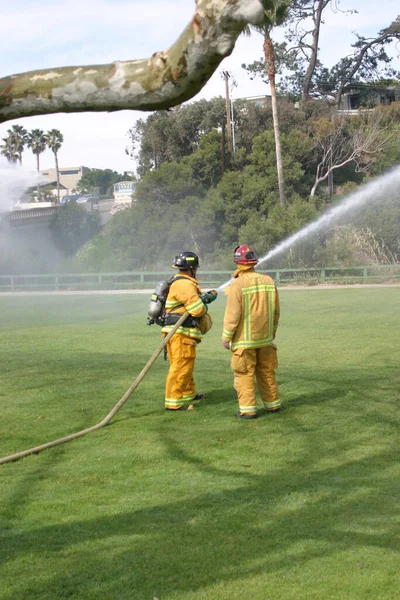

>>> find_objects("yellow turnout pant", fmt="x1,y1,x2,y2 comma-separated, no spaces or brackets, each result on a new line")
164,334,197,409
231,345,280,415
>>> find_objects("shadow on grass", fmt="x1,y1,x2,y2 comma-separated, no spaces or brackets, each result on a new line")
1,444,398,600
1,364,399,599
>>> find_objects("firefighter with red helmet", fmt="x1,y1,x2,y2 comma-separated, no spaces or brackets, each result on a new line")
222,245,280,418
162,251,217,411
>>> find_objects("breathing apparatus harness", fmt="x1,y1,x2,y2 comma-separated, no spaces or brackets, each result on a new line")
147,275,199,328
147,273,197,361
147,273,217,357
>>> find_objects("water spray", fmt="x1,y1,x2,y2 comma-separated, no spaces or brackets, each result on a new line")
218,165,400,291
0,160,44,212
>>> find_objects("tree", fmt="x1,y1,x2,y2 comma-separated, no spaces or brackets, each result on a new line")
285,1,337,103
0,136,19,163
127,97,226,177
50,202,100,257
308,110,395,197
9,125,28,164
244,2,349,103
0,124,28,164
75,168,130,196
243,0,291,208
238,196,318,257
135,162,201,215
184,130,228,188
27,128,47,199
331,17,400,108
247,128,311,198
278,6,400,106
45,129,64,203
27,129,47,172
0,0,264,124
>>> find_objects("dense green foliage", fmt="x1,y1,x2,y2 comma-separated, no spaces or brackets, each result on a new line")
50,202,101,257
1,290,400,599
127,98,227,176
77,98,400,271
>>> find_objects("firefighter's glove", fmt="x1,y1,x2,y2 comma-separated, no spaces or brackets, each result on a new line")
201,290,218,304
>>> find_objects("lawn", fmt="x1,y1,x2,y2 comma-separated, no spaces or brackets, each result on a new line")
0,288,399,600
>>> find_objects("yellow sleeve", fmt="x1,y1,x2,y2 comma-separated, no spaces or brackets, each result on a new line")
174,279,206,318
222,281,242,341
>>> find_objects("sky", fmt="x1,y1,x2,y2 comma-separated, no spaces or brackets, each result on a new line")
0,0,399,175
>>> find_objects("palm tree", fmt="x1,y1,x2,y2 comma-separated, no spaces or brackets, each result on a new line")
0,137,19,163
245,0,290,208
9,125,28,164
27,128,47,172
0,125,28,164
27,128,47,200
45,129,64,203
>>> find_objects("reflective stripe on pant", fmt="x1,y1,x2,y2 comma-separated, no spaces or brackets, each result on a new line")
231,345,279,414
164,334,197,409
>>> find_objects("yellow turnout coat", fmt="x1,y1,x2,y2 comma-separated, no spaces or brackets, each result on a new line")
222,267,280,350
161,272,207,409
161,272,207,341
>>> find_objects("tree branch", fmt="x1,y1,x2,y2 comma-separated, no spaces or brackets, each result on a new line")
335,27,400,106
301,0,325,103
0,0,264,124
309,109,395,197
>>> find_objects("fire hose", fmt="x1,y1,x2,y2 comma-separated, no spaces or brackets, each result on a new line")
0,311,189,466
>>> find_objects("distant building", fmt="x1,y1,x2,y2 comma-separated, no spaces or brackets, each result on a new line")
41,166,90,195
13,181,68,207
339,84,399,112
232,95,271,111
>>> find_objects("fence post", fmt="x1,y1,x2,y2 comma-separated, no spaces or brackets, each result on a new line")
275,270,280,285
140,273,144,284
55,275,59,291
363,267,368,282
321,269,326,282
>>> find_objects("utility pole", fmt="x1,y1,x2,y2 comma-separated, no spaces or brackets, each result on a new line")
230,79,238,154
231,99,236,154
221,71,232,152
221,121,226,174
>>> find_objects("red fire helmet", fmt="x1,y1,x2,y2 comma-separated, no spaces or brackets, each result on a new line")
233,244,259,265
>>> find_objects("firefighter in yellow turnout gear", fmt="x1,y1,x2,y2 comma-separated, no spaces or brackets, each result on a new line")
162,251,217,411
222,245,280,419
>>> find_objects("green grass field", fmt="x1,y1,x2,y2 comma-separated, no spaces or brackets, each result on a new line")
1,289,399,600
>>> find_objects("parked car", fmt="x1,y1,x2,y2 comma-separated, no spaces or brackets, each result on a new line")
76,194,99,204
60,194,80,204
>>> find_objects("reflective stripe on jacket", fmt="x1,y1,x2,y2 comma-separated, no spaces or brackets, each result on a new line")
222,268,280,350
161,272,207,341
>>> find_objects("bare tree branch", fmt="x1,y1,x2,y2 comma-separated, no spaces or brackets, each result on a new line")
300,0,328,102
0,0,264,124
309,109,395,197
